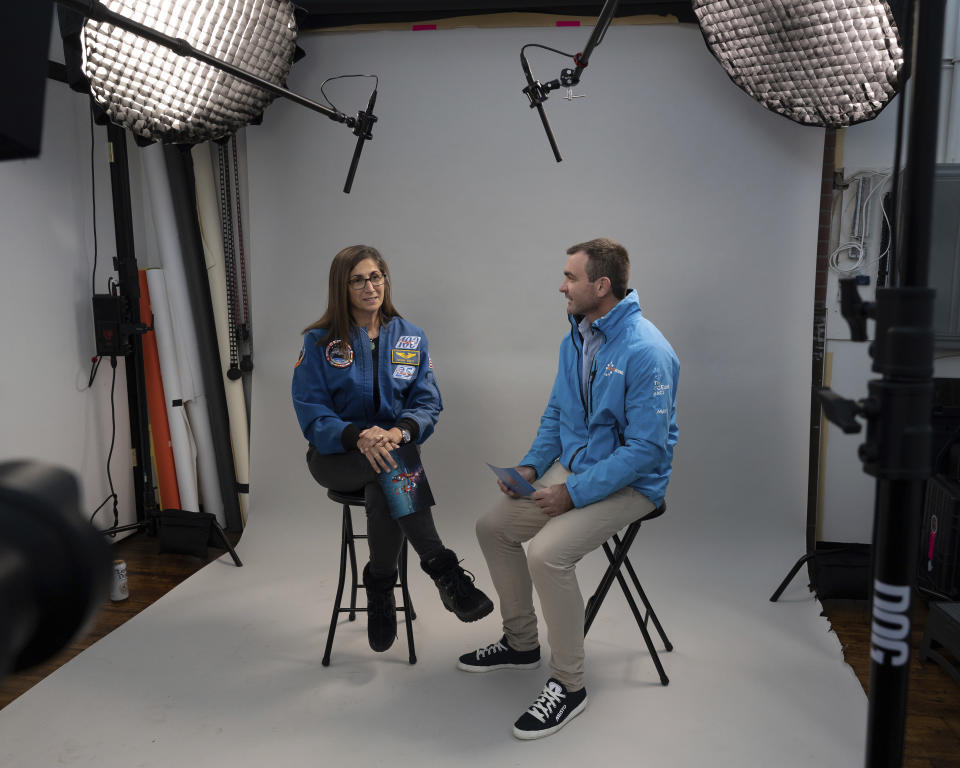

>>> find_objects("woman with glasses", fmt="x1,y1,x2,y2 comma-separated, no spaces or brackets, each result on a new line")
293,245,492,653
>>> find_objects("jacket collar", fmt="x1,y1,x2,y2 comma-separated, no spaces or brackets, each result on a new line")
568,289,642,338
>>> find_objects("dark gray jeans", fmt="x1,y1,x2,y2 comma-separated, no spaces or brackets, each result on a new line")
306,445,444,576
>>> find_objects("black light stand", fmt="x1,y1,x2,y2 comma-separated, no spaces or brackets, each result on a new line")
99,119,159,531
809,1,944,764
520,0,621,162
0,461,112,679
55,0,378,193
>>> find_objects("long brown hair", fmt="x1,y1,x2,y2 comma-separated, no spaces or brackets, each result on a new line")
302,245,401,344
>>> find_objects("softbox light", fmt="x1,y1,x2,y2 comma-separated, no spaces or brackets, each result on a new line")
80,0,299,143
693,0,904,127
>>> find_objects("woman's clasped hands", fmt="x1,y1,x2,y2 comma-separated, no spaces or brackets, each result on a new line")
357,427,400,472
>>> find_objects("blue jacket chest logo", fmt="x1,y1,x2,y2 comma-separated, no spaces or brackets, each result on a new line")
325,339,354,368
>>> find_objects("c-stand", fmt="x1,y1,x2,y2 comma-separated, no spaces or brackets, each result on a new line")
774,2,944,765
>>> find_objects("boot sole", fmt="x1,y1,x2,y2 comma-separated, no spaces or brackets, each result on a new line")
450,597,494,623
369,636,397,653
368,617,397,652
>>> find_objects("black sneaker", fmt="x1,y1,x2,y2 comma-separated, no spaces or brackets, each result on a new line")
457,636,541,672
362,564,397,653
512,678,588,740
421,549,494,622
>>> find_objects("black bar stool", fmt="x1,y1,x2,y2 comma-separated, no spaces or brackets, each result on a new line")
321,489,417,665
584,501,672,685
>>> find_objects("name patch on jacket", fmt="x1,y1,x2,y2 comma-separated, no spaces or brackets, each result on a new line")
395,335,421,350
325,339,354,368
393,365,417,380
391,349,421,366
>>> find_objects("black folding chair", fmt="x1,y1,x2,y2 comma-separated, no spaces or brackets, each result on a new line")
321,489,416,665
584,501,672,685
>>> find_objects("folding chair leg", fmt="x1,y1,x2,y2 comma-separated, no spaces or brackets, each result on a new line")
614,567,670,686
585,522,671,686
584,542,619,634
584,531,639,635
622,555,672,651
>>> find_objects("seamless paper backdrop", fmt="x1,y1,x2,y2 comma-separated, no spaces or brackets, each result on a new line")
246,23,822,558
0,22,866,768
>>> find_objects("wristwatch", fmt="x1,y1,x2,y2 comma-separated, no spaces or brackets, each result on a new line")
398,428,411,445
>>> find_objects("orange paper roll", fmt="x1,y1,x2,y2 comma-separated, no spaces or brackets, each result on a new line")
139,269,181,509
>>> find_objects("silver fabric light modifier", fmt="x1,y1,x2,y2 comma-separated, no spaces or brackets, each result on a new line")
693,0,904,127
55,0,378,191
79,0,299,143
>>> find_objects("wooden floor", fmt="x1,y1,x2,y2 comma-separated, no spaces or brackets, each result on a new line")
820,596,960,767
2,536,959,766
0,531,241,713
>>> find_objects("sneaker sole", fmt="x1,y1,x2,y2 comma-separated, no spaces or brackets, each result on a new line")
456,658,541,672
512,696,588,740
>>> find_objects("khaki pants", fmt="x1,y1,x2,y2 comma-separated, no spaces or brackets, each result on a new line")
476,463,654,691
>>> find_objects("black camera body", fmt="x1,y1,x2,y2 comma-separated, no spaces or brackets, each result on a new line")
0,461,111,676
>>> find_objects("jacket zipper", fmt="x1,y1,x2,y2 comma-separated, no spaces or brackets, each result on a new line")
588,366,597,417
571,324,588,415
360,327,374,424
571,323,604,469
587,328,606,417
569,324,588,467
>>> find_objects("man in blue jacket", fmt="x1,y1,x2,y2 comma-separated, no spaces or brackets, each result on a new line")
459,238,679,740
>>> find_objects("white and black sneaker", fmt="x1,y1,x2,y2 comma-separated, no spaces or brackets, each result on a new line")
512,678,588,740
457,636,541,672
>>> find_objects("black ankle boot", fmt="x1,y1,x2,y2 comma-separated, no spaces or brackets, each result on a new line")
421,549,494,623
363,564,397,652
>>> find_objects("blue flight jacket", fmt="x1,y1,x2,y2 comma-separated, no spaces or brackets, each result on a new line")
292,317,442,454
520,290,679,507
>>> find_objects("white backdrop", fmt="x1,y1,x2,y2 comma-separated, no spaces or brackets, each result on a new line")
0,31,136,531
0,22,870,768
246,22,824,549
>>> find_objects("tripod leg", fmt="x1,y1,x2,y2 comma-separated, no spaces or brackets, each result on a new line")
209,520,243,567
769,553,815,602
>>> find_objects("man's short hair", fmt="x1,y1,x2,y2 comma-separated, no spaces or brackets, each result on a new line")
567,238,630,300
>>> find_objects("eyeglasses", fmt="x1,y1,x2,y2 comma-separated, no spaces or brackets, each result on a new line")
348,271,386,291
